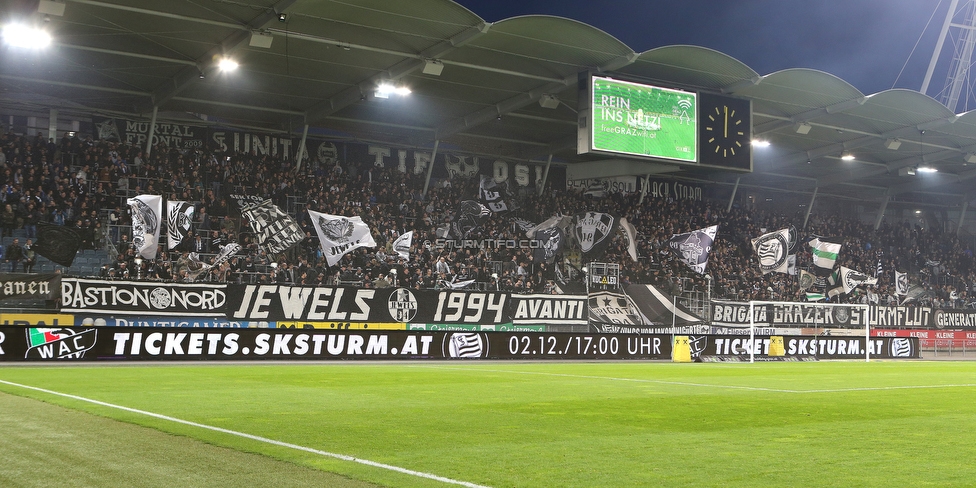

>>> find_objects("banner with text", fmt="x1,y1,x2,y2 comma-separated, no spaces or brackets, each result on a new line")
60,279,227,317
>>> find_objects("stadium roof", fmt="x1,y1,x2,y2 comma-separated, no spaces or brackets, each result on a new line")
3,0,976,211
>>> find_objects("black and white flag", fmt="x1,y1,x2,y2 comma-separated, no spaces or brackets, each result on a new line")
166,200,195,251
449,200,491,239
34,222,82,267
668,225,718,274
575,211,619,257
751,228,790,275
533,225,564,264
479,175,509,212
128,194,162,259
308,210,377,266
393,231,413,260
895,270,909,296
240,199,304,259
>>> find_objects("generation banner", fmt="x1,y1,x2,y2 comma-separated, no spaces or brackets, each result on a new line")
932,309,976,330
0,273,60,301
0,326,674,361
226,285,511,325
60,279,227,316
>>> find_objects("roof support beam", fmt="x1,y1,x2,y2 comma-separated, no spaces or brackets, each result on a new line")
304,22,490,124
435,52,639,140
145,0,299,111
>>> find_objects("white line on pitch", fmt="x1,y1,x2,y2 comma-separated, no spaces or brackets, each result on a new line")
410,365,976,394
0,379,491,488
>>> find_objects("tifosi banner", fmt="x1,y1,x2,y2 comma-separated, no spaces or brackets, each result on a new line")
0,326,673,361
0,273,60,301
226,285,511,325
932,309,976,330
60,279,227,316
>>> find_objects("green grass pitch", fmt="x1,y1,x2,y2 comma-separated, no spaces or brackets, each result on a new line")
1,361,974,487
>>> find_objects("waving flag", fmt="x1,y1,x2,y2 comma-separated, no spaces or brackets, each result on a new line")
393,231,413,260
128,194,162,259
809,237,842,276
308,210,377,266
669,225,718,274
166,200,195,250
751,228,790,274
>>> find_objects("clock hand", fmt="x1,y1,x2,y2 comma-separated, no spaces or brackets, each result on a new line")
724,105,728,138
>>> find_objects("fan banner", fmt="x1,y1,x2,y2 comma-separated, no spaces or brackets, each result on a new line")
60,279,227,316
127,194,162,259
0,273,60,301
308,210,377,266
709,301,931,328
226,285,510,325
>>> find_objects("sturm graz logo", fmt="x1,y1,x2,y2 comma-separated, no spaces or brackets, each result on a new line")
444,332,487,358
754,232,787,273
388,288,418,322
833,306,851,324
889,338,915,358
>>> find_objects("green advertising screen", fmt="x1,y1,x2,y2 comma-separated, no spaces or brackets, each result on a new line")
589,77,697,162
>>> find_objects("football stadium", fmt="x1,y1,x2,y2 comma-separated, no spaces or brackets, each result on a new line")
2,1,976,486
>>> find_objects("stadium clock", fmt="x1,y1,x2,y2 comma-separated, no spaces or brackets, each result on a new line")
698,93,752,171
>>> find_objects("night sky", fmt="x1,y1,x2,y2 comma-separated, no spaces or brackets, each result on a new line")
455,0,949,98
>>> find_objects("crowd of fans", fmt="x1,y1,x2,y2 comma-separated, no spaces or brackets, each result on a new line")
1,126,974,308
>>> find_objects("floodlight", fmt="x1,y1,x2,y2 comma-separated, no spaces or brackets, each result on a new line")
841,152,855,161
2,23,52,49
218,58,239,72
751,139,770,147
375,83,410,98
917,166,938,173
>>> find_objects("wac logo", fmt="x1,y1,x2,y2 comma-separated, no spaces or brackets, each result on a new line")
25,328,97,359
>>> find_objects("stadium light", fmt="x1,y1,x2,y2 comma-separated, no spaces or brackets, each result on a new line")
917,166,938,173
2,23,52,49
841,152,855,161
375,83,410,99
218,57,239,72
751,139,770,148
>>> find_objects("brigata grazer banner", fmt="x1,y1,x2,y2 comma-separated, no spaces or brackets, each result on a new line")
0,326,673,361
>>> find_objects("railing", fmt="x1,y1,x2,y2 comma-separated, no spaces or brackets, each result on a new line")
922,339,976,358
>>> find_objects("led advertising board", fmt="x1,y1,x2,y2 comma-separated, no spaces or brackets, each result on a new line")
587,76,697,162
